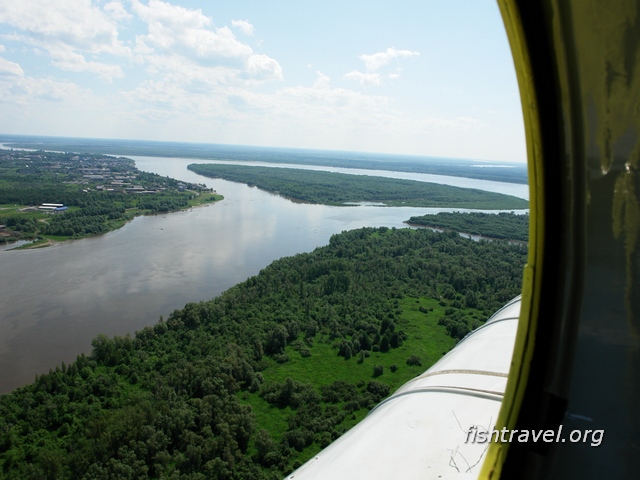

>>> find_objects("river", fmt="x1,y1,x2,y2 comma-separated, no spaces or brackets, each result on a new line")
0,154,528,394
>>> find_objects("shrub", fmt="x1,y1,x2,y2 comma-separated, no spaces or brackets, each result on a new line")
406,355,422,367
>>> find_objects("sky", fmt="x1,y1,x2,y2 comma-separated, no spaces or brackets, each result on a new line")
0,0,526,163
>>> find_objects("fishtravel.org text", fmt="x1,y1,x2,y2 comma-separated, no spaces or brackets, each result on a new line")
464,425,603,447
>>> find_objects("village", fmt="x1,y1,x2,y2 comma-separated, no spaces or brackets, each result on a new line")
0,149,218,245
0,149,207,195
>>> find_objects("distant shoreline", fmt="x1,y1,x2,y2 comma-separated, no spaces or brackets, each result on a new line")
0,134,529,185
405,223,528,244
405,211,529,243
187,163,529,210
3,193,223,251
0,148,224,249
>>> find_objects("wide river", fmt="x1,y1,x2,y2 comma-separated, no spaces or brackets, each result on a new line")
0,155,528,394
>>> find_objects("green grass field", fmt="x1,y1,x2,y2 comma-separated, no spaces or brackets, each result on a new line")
238,295,469,463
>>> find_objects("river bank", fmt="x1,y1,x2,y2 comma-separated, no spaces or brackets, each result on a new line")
1,193,223,250
0,148,224,248
0,154,528,394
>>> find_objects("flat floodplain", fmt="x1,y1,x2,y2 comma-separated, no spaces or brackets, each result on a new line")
0,226,527,477
0,135,529,184
188,163,529,209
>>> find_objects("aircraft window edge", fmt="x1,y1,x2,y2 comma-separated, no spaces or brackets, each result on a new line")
479,1,546,478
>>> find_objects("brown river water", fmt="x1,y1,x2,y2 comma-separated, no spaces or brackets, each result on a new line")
0,154,528,394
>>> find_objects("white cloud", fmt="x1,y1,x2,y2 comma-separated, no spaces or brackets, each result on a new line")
360,47,420,71
246,54,282,80
0,57,24,77
132,1,247,60
0,0,130,81
276,81,391,122
123,79,190,110
344,47,420,87
313,71,331,89
344,70,382,87
0,69,86,106
104,1,133,21
119,66,393,136
50,48,124,81
0,1,124,53
231,20,254,36
131,0,281,83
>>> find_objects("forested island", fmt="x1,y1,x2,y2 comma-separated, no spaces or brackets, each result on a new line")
187,163,528,209
0,135,529,184
0,150,222,246
0,227,526,479
406,211,529,242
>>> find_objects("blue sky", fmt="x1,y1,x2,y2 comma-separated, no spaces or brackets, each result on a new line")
0,0,526,162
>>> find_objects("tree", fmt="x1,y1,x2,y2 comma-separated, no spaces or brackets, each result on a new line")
406,355,422,366
265,324,288,355
255,429,277,465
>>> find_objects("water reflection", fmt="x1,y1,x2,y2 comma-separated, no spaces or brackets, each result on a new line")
130,155,529,200
0,156,528,393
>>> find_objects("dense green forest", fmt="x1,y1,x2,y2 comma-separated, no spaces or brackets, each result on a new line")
0,135,529,184
0,227,527,479
406,211,530,242
187,164,528,209
0,150,221,245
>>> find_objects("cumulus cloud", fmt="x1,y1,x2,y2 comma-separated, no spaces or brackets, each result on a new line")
131,0,281,84
0,70,86,106
246,54,282,79
231,20,254,36
0,57,24,77
104,1,133,21
344,47,419,87
360,47,419,71
0,2,511,157
344,70,382,87
50,48,124,80
120,65,392,135
278,78,391,118
313,71,331,89
0,0,130,81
